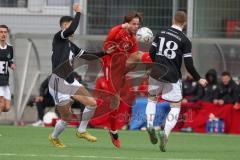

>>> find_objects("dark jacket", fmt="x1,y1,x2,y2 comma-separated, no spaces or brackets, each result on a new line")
236,84,240,103
39,77,51,98
182,78,203,102
214,79,238,104
201,69,218,102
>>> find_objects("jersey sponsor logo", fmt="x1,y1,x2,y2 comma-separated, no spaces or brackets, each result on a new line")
7,53,11,59
0,61,8,74
156,37,178,59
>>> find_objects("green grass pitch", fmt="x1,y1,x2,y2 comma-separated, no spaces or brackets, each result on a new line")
0,125,239,160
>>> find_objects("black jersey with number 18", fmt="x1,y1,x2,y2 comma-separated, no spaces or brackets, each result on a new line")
149,25,194,83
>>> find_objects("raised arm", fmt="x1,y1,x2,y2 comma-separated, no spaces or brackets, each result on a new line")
75,49,106,60
61,4,81,38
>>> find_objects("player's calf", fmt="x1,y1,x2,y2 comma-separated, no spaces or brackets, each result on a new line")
57,104,72,122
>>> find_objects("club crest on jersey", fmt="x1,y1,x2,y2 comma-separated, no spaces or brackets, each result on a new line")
7,53,11,59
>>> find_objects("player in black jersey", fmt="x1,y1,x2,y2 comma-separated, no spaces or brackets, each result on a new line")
0,25,16,113
145,11,207,152
48,4,109,148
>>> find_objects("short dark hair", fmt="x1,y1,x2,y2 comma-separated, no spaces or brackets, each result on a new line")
221,71,231,77
0,24,9,32
59,16,73,26
123,11,143,23
174,10,187,25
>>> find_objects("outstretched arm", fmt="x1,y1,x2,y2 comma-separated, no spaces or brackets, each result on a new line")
70,42,106,60
183,40,207,87
61,4,81,38
74,48,106,60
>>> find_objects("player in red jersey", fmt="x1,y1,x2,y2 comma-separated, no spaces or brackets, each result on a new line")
101,11,147,148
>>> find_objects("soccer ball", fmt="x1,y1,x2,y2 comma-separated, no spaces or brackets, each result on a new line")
43,112,58,126
136,27,153,43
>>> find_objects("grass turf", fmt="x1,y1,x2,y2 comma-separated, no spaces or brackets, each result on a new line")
0,125,239,160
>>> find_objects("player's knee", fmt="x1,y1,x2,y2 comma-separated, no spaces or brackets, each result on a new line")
85,97,97,107
0,103,3,109
0,97,4,106
61,114,72,122
59,111,72,122
2,106,11,112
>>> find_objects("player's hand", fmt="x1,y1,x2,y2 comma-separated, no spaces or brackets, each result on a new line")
213,99,218,104
10,63,16,71
198,78,208,87
122,23,129,29
35,96,44,103
233,103,240,110
181,98,188,104
218,99,224,106
73,3,81,13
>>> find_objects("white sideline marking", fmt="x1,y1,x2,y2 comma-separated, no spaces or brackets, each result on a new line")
173,132,240,138
0,153,214,160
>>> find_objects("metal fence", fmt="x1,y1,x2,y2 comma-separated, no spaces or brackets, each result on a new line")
193,0,240,38
87,0,180,34
0,0,239,38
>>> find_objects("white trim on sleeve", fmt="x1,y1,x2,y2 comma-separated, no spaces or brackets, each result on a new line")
183,53,192,58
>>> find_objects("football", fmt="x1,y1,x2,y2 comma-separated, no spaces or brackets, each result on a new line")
43,111,58,126
136,27,154,43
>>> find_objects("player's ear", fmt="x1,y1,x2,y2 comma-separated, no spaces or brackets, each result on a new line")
61,22,67,30
183,21,187,27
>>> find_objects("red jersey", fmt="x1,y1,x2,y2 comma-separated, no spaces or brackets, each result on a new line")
102,25,138,94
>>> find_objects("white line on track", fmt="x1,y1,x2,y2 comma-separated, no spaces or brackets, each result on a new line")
0,153,214,160
173,132,240,138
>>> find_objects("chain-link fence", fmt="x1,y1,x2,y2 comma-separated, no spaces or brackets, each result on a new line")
1,0,239,38
87,0,184,34
0,0,77,34
193,0,240,38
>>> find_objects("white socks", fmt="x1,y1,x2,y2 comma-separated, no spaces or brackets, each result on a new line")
146,99,157,128
164,107,180,137
78,106,96,133
52,120,68,139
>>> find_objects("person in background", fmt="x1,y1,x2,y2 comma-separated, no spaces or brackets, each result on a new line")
233,76,240,110
182,74,203,103
213,71,238,105
32,76,55,127
201,69,218,102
